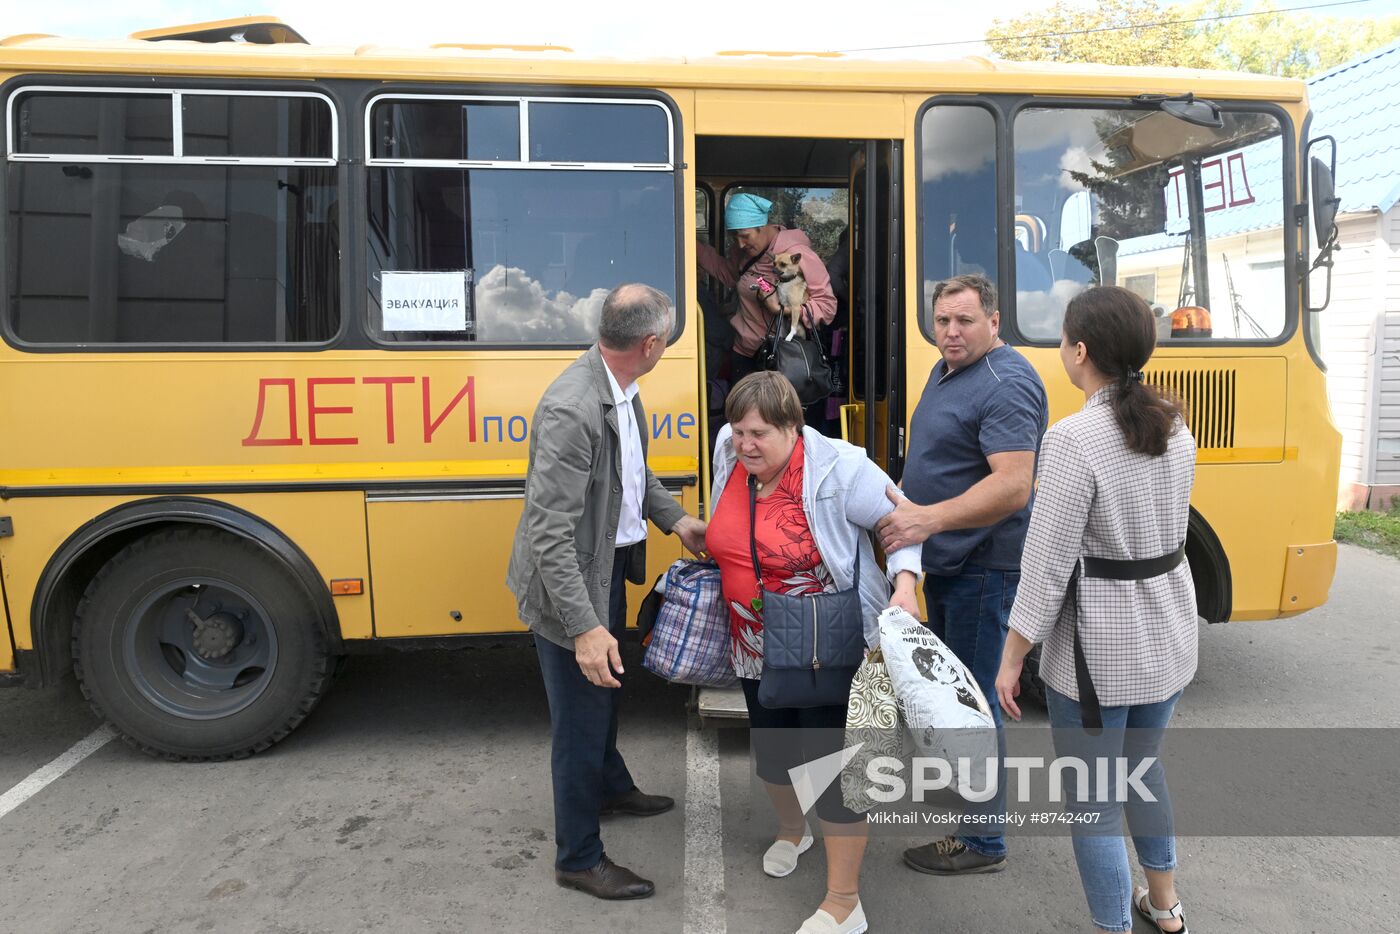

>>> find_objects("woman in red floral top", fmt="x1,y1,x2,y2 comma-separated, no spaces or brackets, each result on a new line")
707,372,921,934
708,435,831,680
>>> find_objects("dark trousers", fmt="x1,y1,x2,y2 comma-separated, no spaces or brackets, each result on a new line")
740,677,863,824
534,548,637,871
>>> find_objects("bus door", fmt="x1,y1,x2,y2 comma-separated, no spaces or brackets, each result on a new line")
0,565,13,676
847,141,905,476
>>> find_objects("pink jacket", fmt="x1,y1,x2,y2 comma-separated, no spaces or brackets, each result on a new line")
696,227,837,357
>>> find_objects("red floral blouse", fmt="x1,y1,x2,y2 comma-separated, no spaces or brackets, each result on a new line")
707,440,834,680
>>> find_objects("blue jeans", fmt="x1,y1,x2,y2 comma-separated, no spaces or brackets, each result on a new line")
923,565,1018,858
1045,686,1181,933
534,548,637,871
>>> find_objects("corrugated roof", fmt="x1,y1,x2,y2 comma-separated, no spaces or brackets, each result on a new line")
1120,40,1400,256
1307,37,1400,214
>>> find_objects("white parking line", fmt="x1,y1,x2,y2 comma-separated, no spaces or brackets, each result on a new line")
683,722,726,934
0,725,116,821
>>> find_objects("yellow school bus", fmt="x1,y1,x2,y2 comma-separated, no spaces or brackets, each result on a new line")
0,18,1340,758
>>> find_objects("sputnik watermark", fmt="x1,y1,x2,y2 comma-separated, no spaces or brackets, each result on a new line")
867,810,1103,826
786,745,1159,814
862,755,1160,805
751,727,1400,837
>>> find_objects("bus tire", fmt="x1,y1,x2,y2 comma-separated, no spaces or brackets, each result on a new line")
72,527,333,761
1018,644,1048,709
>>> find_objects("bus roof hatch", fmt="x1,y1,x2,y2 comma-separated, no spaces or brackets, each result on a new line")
129,16,308,45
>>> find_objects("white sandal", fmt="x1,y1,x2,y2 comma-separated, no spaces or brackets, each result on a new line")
1134,886,1189,934
763,833,813,878
795,900,867,934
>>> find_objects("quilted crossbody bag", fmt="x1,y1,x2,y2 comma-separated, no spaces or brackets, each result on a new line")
748,474,864,708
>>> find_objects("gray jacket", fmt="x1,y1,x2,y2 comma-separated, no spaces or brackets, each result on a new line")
711,424,922,648
507,345,687,650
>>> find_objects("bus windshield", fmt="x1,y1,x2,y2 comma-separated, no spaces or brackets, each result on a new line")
1012,106,1287,342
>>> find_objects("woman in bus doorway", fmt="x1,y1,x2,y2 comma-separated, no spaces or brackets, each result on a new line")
696,193,837,386
995,286,1196,934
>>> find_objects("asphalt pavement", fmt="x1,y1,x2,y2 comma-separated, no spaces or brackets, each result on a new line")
1,544,1397,933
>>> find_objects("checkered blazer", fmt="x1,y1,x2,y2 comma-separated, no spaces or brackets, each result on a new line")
1008,387,1198,707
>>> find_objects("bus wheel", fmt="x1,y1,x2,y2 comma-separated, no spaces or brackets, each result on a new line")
1018,644,1048,709
73,528,333,761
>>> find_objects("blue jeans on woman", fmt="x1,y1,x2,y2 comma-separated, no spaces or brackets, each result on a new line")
923,565,1017,858
1045,686,1182,933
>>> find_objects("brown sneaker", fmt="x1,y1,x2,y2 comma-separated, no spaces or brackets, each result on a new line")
555,854,655,900
903,836,1007,876
599,787,675,817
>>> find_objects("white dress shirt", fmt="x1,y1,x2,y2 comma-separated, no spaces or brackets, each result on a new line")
605,365,648,547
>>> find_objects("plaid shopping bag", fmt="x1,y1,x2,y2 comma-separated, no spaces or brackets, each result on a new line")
642,560,737,688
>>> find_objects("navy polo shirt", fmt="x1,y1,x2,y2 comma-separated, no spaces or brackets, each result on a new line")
901,343,1048,576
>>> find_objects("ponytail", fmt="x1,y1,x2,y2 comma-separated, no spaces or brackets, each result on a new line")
1110,375,1184,457
1063,287,1186,457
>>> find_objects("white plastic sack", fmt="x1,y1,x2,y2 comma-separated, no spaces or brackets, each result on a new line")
877,607,997,800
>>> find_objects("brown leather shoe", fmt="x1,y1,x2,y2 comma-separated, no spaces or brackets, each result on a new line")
555,854,655,900
600,787,675,817
903,836,1007,876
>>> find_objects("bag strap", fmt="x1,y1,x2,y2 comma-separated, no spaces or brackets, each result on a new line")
761,299,783,353
1065,559,1104,733
747,474,764,588
738,247,766,278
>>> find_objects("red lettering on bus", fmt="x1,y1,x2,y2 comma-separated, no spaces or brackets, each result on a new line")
1226,153,1255,207
307,377,358,446
241,378,304,447
1202,158,1226,212
362,376,415,444
422,377,477,443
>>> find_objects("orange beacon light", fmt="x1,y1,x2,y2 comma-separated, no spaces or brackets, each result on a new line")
1171,305,1212,338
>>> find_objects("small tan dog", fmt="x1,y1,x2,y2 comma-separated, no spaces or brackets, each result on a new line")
771,251,809,341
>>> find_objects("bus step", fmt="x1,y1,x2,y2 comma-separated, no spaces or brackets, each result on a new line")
697,686,749,722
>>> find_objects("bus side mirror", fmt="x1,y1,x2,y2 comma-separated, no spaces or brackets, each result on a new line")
1310,157,1340,247
1304,136,1339,313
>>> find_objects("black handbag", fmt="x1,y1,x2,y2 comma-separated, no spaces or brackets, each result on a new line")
751,309,840,407
748,474,864,708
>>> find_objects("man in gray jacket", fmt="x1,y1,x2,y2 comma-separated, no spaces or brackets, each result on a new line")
507,283,707,900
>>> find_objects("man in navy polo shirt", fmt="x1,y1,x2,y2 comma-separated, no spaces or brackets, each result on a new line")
877,273,1048,875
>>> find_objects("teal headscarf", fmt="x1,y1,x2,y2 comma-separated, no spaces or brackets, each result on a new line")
726,193,773,231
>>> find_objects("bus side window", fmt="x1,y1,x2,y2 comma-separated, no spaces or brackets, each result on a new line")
365,95,679,347
918,104,998,335
5,89,339,347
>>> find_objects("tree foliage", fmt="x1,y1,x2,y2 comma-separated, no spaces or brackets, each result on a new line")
984,0,1205,68
985,0,1400,76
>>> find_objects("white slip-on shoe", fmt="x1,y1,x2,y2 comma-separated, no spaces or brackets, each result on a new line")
762,833,814,878
795,899,867,934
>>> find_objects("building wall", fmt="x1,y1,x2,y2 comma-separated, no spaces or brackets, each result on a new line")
1377,203,1400,493
1321,212,1384,502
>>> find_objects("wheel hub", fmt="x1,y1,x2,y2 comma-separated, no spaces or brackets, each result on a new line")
188,609,244,661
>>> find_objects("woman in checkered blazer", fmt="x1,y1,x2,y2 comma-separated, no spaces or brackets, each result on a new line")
994,286,1196,934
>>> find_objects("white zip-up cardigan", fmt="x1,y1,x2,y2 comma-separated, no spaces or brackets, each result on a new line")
711,424,923,648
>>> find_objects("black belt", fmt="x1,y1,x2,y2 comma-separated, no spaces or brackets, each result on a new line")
1082,544,1186,581
1068,544,1186,732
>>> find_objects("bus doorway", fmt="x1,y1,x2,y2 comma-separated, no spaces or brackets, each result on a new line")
848,140,905,478
694,135,904,476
